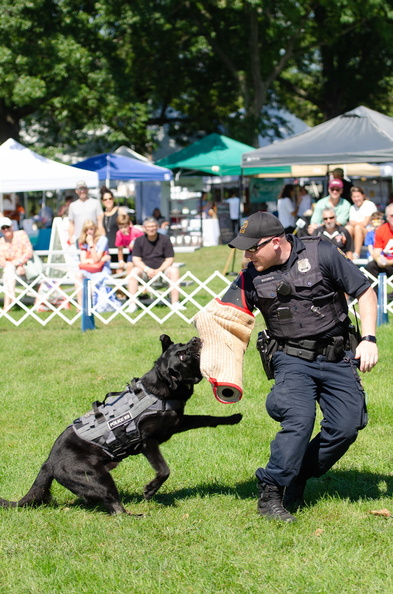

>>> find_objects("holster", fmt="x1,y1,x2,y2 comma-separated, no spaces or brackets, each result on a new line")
256,330,278,380
347,323,361,353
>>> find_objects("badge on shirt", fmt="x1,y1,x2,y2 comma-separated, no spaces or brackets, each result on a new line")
297,258,311,273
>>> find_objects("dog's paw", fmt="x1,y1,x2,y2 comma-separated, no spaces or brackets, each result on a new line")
229,413,243,424
143,484,157,500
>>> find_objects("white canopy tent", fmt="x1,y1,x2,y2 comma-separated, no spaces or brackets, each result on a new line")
0,138,98,194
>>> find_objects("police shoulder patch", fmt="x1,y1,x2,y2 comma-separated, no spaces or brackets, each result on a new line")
336,246,348,259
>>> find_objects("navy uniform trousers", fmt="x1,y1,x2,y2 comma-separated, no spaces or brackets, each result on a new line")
256,350,368,488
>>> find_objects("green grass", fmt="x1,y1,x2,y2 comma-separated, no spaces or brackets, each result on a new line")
0,246,393,593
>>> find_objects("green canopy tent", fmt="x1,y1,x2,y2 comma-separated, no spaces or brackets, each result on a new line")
156,133,289,177
156,133,289,249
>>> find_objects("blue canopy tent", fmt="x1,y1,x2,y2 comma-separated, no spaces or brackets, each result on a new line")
73,152,173,184
73,153,173,222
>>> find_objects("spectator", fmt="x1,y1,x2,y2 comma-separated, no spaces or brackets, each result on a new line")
345,186,377,259
115,214,144,276
364,211,384,260
126,217,186,313
0,216,33,311
332,167,353,202
225,191,241,236
312,208,353,258
74,220,117,310
100,187,127,261
152,208,169,233
308,179,351,233
34,200,53,228
68,181,104,245
294,185,313,217
277,184,299,233
57,195,74,217
365,203,393,290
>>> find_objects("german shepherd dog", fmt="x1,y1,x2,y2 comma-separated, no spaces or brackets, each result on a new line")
0,335,242,515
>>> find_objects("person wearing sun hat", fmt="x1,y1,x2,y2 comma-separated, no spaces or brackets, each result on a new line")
308,178,351,233
0,216,33,311
195,211,378,523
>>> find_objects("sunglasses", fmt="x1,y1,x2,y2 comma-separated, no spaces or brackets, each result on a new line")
247,236,275,253
323,216,335,220
102,197,114,201
329,188,341,192
1,225,11,230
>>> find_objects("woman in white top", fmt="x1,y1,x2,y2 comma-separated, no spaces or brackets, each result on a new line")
346,186,376,258
277,184,299,232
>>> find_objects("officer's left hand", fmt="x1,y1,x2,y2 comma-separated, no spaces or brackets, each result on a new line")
355,341,378,373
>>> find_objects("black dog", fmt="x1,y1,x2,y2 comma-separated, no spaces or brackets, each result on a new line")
0,335,242,515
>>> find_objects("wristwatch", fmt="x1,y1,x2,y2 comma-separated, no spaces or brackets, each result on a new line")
361,335,377,343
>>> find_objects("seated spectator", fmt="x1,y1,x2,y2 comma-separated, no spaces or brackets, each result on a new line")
34,201,53,228
365,203,393,292
364,211,384,260
308,179,351,233
57,195,74,217
152,208,169,233
126,217,186,313
0,216,33,311
345,186,377,259
311,208,353,258
74,220,117,311
331,167,353,202
115,214,144,276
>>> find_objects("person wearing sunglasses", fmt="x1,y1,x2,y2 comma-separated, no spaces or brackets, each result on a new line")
68,180,104,246
0,216,33,311
308,179,351,234
100,186,128,263
311,208,354,258
198,211,377,523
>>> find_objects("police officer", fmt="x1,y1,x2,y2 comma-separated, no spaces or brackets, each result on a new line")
222,212,378,522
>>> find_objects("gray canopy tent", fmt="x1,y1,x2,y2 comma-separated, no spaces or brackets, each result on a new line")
242,106,393,172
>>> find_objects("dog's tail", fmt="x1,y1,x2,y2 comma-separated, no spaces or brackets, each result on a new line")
0,461,54,508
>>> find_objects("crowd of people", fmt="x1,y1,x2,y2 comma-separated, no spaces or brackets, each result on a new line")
2,173,393,312
274,171,391,278
0,180,175,312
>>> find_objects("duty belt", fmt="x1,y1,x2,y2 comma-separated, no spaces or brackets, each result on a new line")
278,336,345,362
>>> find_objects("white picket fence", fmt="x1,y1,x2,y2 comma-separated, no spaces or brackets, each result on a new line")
0,269,233,326
1,267,392,327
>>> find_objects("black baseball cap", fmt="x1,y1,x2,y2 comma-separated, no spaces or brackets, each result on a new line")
229,212,285,250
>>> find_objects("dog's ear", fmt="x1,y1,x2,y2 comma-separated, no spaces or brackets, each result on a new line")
160,334,173,353
167,368,182,390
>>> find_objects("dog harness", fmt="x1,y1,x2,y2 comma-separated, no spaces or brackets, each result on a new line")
72,379,184,461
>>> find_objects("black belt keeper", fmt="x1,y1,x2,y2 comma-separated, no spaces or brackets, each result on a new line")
281,336,345,362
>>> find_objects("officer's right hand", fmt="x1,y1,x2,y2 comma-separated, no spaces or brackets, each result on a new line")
355,341,378,373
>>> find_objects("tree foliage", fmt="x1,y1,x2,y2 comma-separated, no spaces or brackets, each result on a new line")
1,0,393,154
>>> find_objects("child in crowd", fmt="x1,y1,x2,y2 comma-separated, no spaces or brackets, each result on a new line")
364,211,384,260
115,214,144,276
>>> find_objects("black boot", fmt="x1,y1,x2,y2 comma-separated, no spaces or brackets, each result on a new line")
257,482,297,522
283,476,307,511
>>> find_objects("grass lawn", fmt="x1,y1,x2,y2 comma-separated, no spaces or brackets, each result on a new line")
0,245,392,593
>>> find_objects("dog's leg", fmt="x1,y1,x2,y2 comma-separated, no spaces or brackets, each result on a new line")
141,438,170,499
55,464,128,515
176,413,242,433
